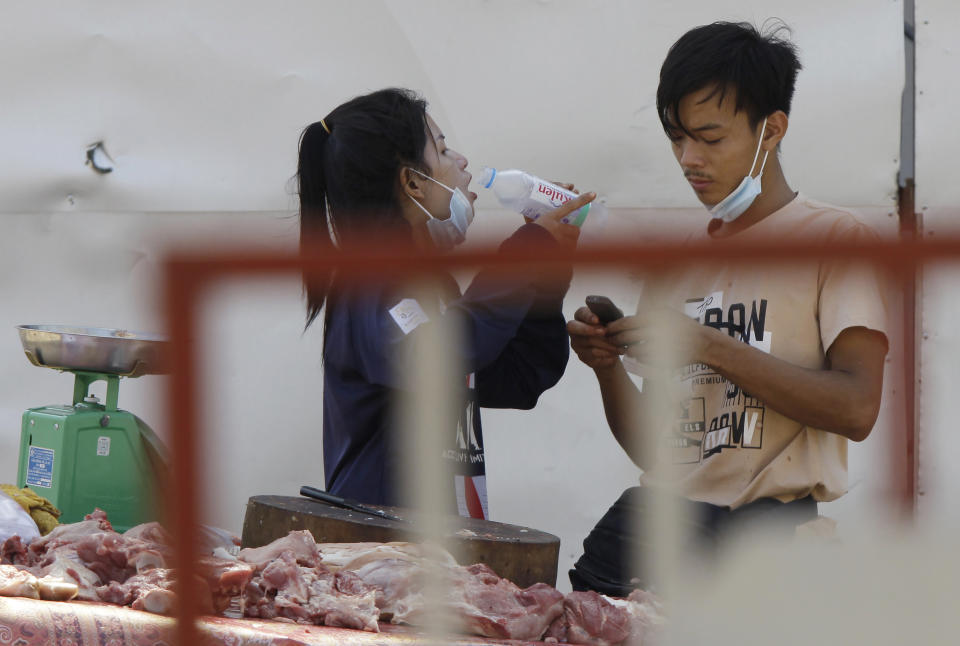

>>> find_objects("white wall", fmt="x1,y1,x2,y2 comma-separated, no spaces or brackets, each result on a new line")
915,0,960,527
0,0,901,212
0,0,908,593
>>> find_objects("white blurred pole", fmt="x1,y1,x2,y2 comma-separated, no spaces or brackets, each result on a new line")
621,278,692,619
637,319,687,604
396,280,462,640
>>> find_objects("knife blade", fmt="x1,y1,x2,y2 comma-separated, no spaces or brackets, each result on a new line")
299,485,406,522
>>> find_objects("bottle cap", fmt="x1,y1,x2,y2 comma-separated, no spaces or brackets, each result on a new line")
478,166,496,189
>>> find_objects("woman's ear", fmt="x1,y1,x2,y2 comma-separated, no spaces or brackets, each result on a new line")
399,167,428,200
763,110,789,151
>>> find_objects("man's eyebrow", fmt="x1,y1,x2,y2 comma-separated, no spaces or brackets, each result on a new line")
691,123,723,132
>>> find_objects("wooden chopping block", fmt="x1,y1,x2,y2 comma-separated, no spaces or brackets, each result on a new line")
241,495,560,588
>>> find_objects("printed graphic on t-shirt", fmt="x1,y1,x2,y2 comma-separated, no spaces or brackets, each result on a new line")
666,292,773,463
441,373,486,513
669,395,705,464
685,291,724,322
455,474,489,519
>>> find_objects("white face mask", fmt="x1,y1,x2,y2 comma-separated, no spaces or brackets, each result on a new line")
709,118,769,223
406,168,475,250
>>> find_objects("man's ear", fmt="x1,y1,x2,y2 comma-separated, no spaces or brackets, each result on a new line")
762,110,789,151
399,167,428,200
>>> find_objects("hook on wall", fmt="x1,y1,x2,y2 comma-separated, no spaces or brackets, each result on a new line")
85,141,114,174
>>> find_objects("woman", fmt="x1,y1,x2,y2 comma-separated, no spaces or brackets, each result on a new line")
299,88,594,519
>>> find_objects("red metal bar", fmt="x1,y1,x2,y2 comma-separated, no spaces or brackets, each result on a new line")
899,180,919,518
169,235,960,278
164,233,959,643
163,261,202,646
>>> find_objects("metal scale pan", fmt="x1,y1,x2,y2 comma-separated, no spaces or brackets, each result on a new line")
16,325,168,377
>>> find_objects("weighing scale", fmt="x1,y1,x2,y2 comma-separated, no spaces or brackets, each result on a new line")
15,325,170,532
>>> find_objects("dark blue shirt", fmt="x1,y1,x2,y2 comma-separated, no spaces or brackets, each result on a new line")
321,224,570,515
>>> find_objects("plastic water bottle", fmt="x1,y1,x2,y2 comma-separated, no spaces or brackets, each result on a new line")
477,167,598,227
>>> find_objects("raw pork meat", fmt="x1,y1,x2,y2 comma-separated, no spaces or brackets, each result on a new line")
123,521,171,544
124,521,240,557
544,588,666,646
237,530,320,568
93,557,253,617
239,533,379,632
27,508,113,561
544,590,632,645
34,550,101,600
620,589,666,645
0,564,78,601
36,575,80,601
96,568,215,615
17,510,153,602
123,569,181,614
7,509,251,616
67,531,167,582
1,535,28,566
316,541,457,571
199,556,254,613
351,558,564,641
349,558,425,621
0,564,39,599
441,563,564,641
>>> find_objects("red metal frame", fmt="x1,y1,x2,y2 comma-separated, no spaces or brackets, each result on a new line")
163,234,944,644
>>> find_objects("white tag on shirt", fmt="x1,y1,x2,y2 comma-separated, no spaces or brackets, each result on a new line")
389,298,430,335
684,290,724,322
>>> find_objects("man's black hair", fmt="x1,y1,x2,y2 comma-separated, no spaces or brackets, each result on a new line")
656,21,802,136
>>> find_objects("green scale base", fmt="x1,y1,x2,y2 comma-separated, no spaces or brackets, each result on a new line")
17,371,166,532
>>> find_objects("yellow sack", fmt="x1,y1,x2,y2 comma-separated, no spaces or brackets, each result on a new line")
0,484,60,535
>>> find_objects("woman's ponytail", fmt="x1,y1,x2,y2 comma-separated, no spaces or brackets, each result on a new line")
298,119,334,328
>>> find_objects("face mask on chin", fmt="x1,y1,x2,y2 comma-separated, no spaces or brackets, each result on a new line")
708,118,769,223
405,167,475,250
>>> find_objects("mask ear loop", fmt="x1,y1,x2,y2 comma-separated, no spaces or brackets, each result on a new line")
750,119,769,178
405,167,437,222
407,192,439,221
407,166,455,195
405,166,457,222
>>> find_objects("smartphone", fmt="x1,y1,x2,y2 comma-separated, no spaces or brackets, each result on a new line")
585,295,624,325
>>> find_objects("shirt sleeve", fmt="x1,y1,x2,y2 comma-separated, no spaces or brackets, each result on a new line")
818,221,890,353
474,304,569,410
348,223,570,394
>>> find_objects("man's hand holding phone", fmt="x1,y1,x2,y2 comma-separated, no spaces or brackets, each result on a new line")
585,295,624,325
567,295,624,370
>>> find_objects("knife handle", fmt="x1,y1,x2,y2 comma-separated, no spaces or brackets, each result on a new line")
300,485,347,507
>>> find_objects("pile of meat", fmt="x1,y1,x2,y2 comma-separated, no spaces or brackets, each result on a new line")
237,530,380,631
0,509,252,615
238,533,558,635
243,533,665,644
543,589,665,645
1,514,666,645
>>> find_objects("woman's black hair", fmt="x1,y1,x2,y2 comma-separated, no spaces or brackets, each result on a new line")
298,88,431,328
656,21,802,136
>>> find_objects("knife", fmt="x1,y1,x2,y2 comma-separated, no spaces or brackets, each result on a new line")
299,485,406,522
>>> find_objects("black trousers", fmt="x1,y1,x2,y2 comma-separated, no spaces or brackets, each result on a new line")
569,486,819,596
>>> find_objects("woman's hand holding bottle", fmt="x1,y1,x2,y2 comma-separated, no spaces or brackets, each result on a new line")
533,191,596,249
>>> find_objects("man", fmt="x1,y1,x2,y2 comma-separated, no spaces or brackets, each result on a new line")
566,21,889,595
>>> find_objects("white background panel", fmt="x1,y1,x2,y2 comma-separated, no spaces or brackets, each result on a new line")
915,1,960,526
0,0,911,596
0,0,901,213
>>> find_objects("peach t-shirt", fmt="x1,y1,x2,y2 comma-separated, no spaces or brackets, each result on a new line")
638,194,889,509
